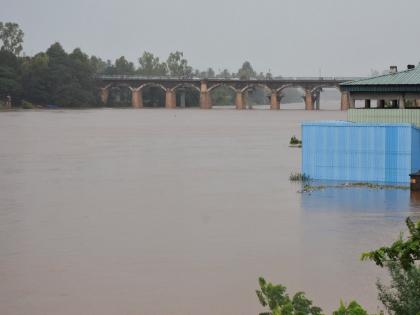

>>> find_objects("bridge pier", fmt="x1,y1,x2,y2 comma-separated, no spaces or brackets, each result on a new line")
270,91,279,110
131,89,143,108
235,91,245,110
315,91,321,110
100,87,109,105
200,81,212,109
165,89,176,109
304,89,314,110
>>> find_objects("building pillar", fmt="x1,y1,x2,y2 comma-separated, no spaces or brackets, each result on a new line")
399,96,405,109
131,89,143,108
364,99,371,109
180,90,186,108
100,87,109,105
165,89,176,109
270,91,279,110
340,92,350,110
304,89,314,110
200,81,211,109
235,91,245,110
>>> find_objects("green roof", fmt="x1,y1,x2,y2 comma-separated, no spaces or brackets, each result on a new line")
341,64,420,86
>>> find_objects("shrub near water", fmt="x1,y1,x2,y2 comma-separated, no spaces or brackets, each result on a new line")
290,136,302,146
21,100,34,109
289,172,311,182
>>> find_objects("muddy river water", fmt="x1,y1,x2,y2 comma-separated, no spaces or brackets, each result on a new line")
1,107,419,315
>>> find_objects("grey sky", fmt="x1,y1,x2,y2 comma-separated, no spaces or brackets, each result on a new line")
2,0,420,76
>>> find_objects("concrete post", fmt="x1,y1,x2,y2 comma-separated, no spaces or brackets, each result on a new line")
340,92,350,111
235,91,245,110
180,90,186,108
200,81,211,109
270,91,279,110
304,89,314,110
315,91,321,110
399,96,405,109
349,96,356,109
365,99,371,109
165,89,176,108
100,87,109,105
131,89,143,108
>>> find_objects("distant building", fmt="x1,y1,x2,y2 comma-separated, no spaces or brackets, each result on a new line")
340,64,420,109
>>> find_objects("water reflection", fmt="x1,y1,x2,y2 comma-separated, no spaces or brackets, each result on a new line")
301,181,420,217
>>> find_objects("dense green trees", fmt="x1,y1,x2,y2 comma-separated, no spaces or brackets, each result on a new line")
0,21,304,107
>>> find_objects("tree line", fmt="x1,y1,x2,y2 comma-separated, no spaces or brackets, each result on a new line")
0,22,277,108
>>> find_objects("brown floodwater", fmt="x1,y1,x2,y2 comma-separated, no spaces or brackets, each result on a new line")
0,106,419,315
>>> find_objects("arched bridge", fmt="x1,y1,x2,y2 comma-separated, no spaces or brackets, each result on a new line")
96,75,361,110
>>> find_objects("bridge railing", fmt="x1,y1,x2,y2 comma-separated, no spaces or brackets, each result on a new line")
95,75,364,82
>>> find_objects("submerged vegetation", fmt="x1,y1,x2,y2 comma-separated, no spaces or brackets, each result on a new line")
289,136,302,147
258,218,420,315
289,172,311,182
299,182,410,193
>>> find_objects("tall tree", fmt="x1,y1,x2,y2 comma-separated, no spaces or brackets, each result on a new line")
217,69,232,78
113,56,135,75
90,55,108,75
138,51,167,76
167,51,192,77
0,50,22,103
237,61,256,79
21,52,49,104
0,22,24,56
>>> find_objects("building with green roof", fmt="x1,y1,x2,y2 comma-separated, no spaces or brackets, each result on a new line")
340,64,420,109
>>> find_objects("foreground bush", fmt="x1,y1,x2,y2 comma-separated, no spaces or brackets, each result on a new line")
332,301,368,315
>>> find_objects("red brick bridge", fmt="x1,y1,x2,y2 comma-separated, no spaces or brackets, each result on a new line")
96,76,359,110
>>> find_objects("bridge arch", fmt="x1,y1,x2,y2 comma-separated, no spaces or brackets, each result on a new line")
241,83,271,94
139,83,167,108
138,83,167,92
208,84,237,107
171,83,200,93
171,83,200,108
239,84,272,109
208,83,237,93
108,84,132,106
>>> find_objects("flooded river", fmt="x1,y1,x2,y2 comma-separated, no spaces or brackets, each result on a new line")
1,107,419,315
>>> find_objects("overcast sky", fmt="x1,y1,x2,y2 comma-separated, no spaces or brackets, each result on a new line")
2,0,420,76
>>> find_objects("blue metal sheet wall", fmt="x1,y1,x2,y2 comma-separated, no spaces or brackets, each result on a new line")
302,121,418,183
412,127,420,174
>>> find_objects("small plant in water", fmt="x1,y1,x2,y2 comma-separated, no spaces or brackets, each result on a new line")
290,136,302,145
289,172,311,182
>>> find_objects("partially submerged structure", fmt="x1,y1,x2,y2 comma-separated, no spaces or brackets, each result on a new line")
302,121,420,184
340,64,420,109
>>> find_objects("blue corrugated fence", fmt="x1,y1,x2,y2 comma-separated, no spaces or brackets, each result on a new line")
301,121,420,183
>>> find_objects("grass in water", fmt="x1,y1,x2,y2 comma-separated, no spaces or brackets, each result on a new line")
299,182,409,193
289,172,311,182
